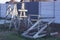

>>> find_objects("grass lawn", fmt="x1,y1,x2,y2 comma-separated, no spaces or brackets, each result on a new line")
0,31,60,40
0,23,60,40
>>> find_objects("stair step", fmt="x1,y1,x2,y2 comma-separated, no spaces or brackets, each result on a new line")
33,34,47,38
22,19,42,35
33,19,54,37
27,31,47,36
22,32,58,39
50,32,58,36
22,19,54,38
22,33,47,38
31,19,38,21
29,15,38,16
27,32,36,36
22,34,33,38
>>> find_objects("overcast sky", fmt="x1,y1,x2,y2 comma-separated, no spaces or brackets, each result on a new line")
0,0,21,3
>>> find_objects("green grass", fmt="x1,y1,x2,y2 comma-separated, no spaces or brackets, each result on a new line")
0,24,60,40
0,31,60,40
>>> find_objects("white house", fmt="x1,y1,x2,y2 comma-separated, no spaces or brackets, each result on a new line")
24,0,60,2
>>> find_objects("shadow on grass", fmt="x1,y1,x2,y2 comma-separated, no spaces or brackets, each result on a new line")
0,24,60,40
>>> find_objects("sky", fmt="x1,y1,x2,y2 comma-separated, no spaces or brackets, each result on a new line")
0,0,21,3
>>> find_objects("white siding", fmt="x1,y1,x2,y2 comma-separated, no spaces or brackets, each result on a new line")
39,2,60,23
55,1,60,23
1,4,6,17
0,4,1,17
56,0,60,1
